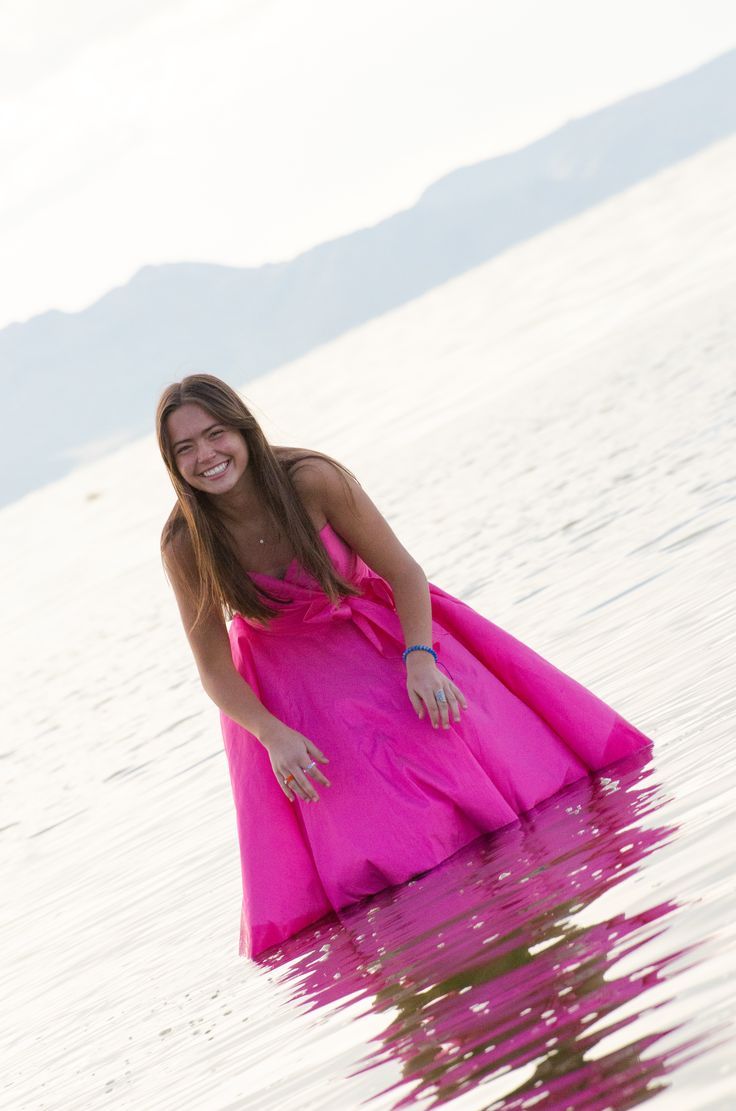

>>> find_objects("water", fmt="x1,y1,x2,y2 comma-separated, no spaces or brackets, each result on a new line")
2,137,736,1109
302,778,686,1103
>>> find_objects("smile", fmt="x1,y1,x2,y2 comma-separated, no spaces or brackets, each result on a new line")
201,460,230,478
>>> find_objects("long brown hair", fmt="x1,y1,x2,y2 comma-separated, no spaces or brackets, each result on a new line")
156,374,359,626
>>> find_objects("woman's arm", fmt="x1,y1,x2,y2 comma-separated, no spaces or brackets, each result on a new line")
163,531,329,801
292,460,468,730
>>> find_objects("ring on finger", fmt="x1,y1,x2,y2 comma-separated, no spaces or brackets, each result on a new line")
303,760,317,773
284,773,296,785
435,689,448,704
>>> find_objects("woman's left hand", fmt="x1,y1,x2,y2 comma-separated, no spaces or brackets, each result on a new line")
405,654,468,730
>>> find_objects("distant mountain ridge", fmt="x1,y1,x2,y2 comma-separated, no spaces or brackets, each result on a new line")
3,47,736,506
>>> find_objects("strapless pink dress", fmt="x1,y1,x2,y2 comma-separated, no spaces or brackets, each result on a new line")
221,524,651,957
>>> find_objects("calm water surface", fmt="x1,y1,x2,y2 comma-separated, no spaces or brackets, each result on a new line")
2,159,736,1109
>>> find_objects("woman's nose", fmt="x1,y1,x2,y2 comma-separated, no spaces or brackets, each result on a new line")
197,440,216,462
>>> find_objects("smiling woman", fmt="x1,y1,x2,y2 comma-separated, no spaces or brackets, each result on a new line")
170,411,249,489
155,373,653,958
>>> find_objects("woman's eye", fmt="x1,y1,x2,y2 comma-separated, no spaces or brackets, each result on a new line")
210,429,224,438
175,445,191,455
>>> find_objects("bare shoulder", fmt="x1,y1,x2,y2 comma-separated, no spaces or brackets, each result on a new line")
289,453,348,490
277,447,357,512
278,449,417,581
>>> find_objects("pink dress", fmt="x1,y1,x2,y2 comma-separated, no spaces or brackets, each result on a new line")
221,524,652,957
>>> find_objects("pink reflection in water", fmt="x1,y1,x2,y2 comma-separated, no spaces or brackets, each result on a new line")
260,752,709,1108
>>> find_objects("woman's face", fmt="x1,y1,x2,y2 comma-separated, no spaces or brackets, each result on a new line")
167,403,249,495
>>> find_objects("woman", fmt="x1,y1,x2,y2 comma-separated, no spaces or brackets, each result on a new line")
157,374,652,958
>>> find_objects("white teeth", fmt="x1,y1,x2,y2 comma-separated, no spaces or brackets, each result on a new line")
202,461,228,477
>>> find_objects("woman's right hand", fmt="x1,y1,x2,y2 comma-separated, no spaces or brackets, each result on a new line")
258,719,331,803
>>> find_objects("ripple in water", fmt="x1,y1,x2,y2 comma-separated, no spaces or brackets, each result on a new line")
259,751,716,1109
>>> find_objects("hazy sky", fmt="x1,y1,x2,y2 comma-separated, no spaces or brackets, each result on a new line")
2,0,735,329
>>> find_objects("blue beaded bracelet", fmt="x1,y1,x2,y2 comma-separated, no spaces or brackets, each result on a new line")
402,644,438,664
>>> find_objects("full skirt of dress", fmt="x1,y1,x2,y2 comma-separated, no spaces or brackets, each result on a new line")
220,524,652,957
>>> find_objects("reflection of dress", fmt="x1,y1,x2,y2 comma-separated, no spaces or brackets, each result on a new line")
221,524,652,957
261,754,678,1107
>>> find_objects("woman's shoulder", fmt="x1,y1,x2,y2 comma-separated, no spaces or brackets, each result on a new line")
279,449,358,523
275,446,355,497
274,445,331,471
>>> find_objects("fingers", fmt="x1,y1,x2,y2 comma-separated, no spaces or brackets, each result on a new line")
408,689,426,719
303,743,331,787
306,742,329,765
418,686,450,729
279,768,318,803
278,747,331,802
293,766,320,802
441,690,456,729
444,688,459,723
440,685,466,727
410,680,468,730
451,682,468,711
416,689,441,729
278,775,297,803
303,757,331,788
445,685,467,723
433,688,450,730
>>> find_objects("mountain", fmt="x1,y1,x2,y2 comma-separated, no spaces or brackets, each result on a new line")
3,47,736,506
